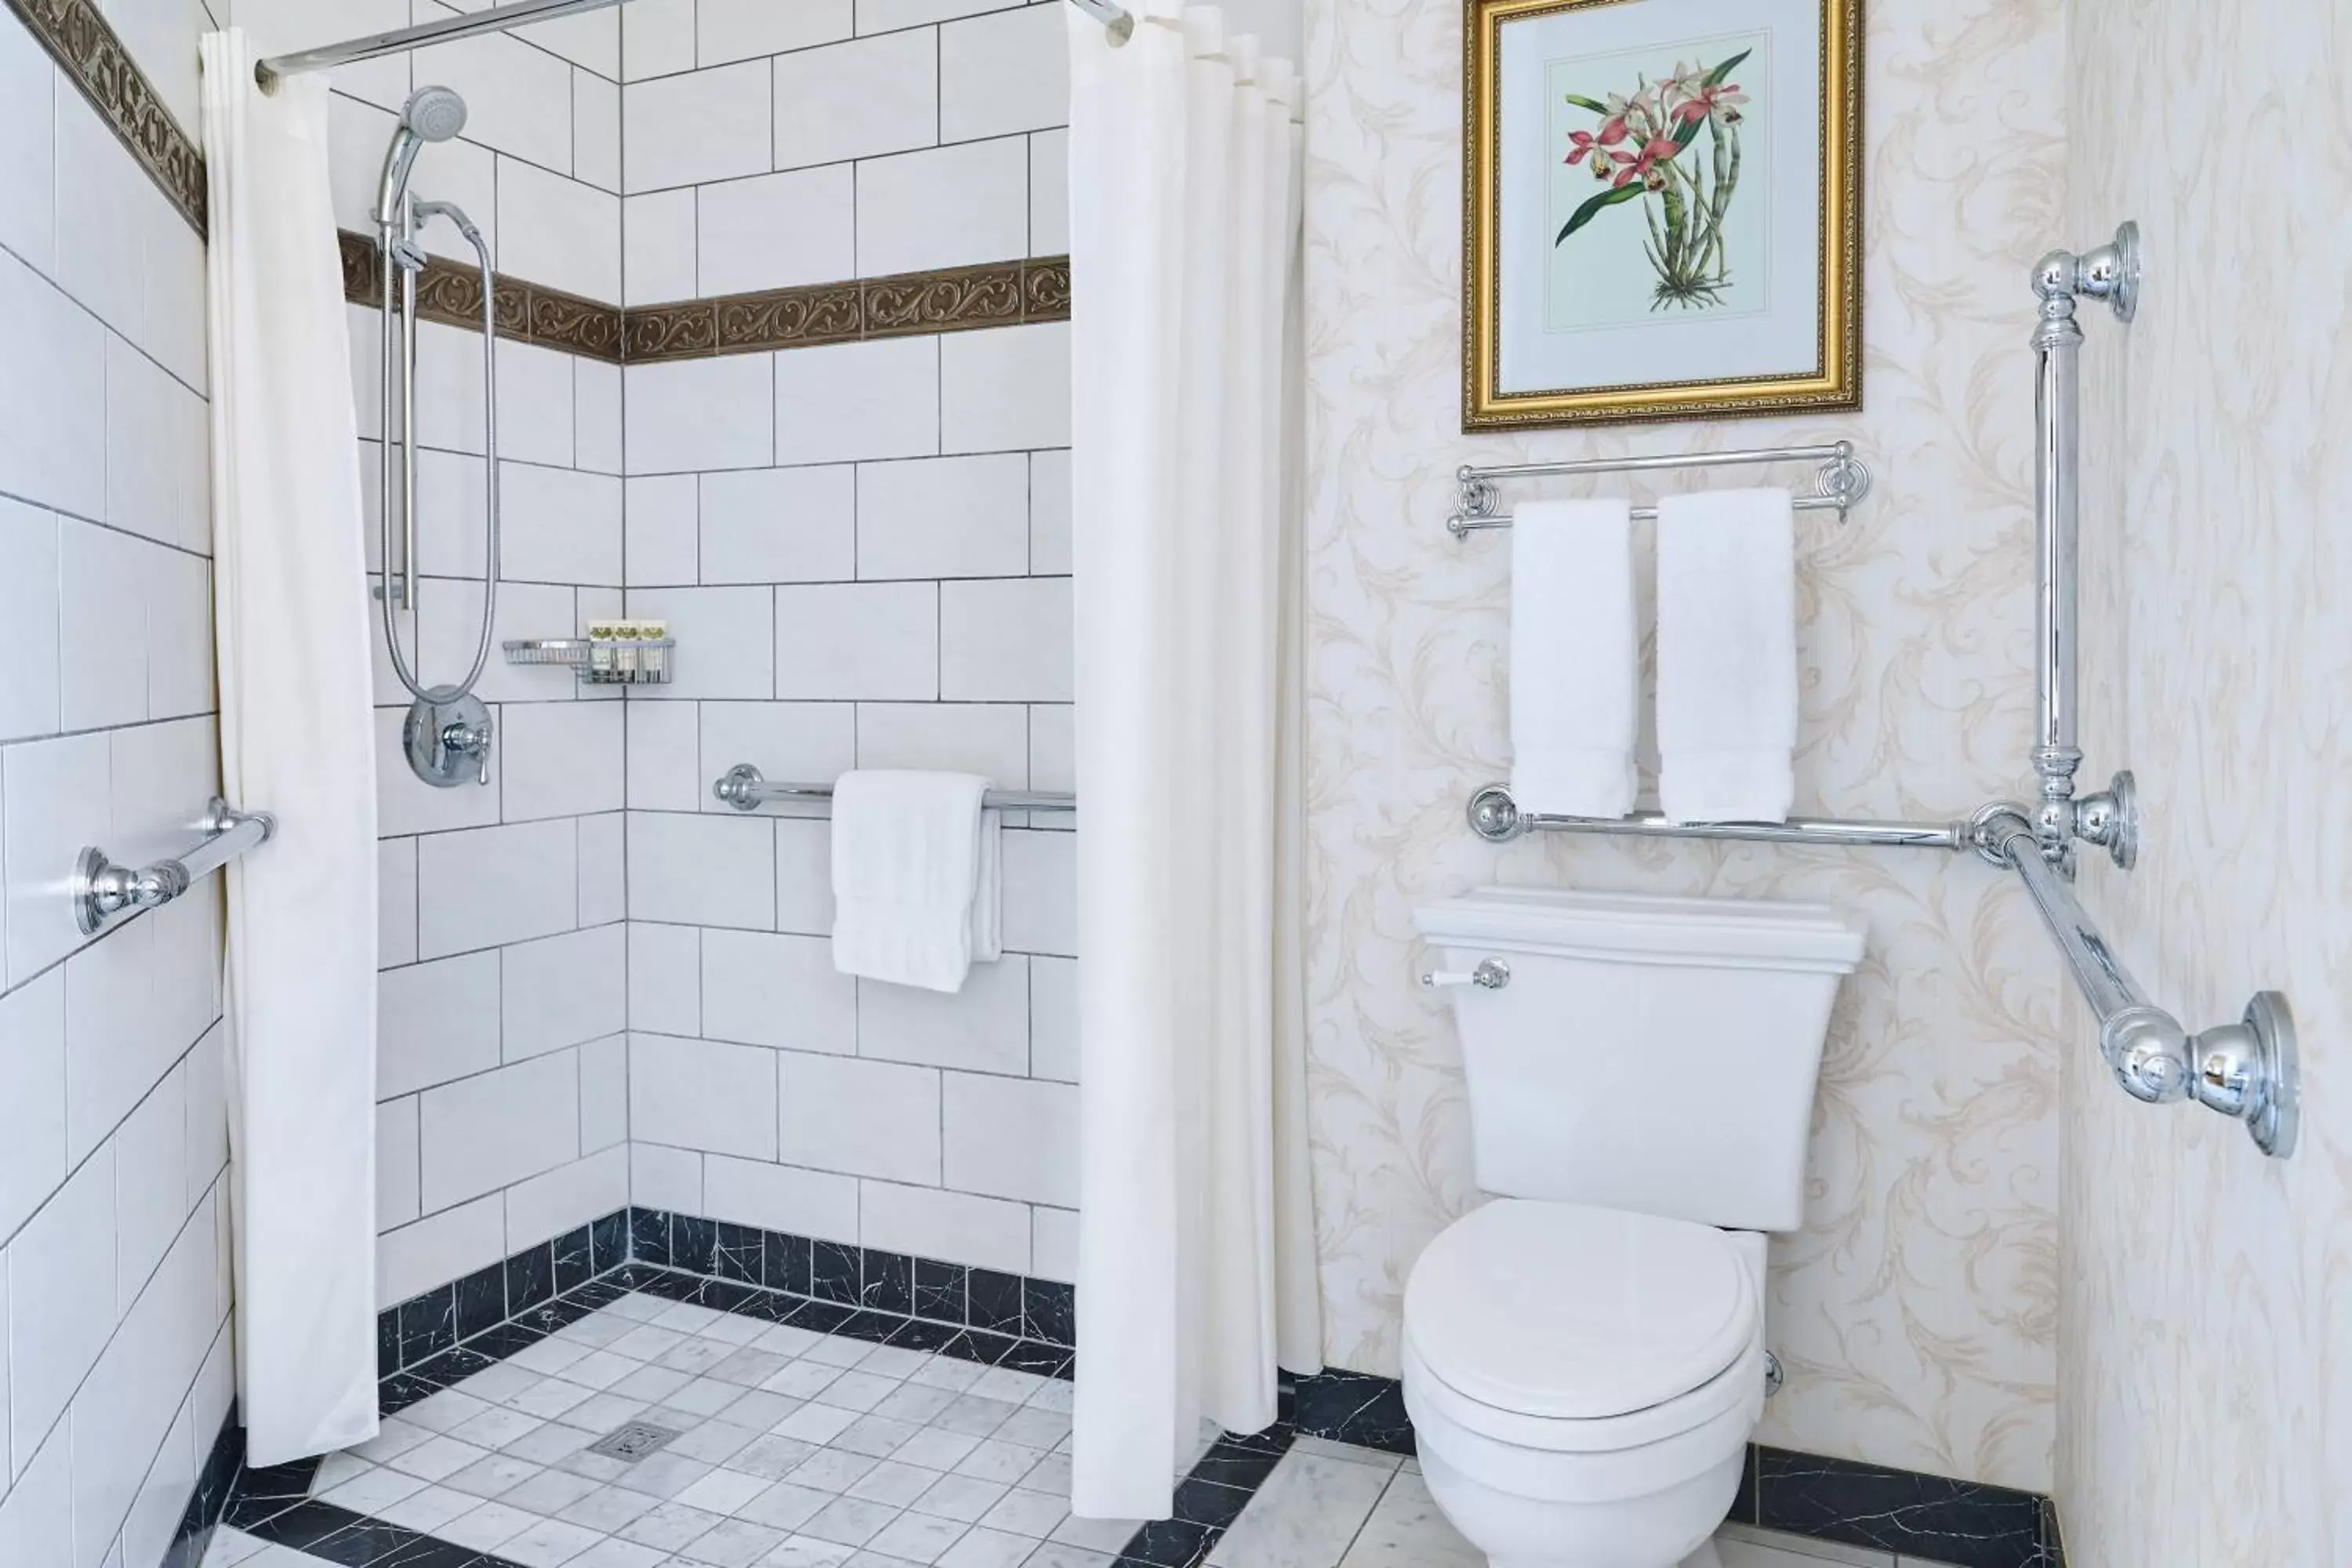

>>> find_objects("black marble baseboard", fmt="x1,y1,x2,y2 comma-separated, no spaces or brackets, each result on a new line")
160,1402,244,1568
1743,1445,2048,1568
378,1209,629,1376
629,1205,1076,1348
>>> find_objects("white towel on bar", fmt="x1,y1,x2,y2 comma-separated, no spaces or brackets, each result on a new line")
1656,487,1799,822
830,770,1001,992
1508,497,1639,818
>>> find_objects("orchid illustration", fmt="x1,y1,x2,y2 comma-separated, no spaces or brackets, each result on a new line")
1557,49,1751,310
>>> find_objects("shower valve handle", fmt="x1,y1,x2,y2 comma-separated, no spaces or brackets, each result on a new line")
441,717,493,786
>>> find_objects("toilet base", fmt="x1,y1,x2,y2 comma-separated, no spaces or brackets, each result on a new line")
1419,1437,1743,1568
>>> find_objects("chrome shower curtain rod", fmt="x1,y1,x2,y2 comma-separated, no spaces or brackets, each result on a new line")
256,0,1134,84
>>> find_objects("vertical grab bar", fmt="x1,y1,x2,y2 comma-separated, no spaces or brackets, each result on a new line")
2025,222,2140,870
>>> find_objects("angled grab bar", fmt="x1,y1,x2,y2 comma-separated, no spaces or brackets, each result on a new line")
1972,807,2298,1157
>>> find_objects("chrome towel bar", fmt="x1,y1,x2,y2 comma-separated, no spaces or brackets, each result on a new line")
1448,441,1872,536
713,764,1076,815
1463,784,1970,851
74,797,277,935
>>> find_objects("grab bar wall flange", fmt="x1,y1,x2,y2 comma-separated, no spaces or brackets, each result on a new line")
74,798,277,935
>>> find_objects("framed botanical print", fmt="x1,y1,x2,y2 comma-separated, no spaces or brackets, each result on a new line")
1462,0,1863,430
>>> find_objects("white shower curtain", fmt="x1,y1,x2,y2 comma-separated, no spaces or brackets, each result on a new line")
200,30,382,1465
1068,2,1321,1520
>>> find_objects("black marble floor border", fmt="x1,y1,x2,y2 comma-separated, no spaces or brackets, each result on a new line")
162,1403,245,1568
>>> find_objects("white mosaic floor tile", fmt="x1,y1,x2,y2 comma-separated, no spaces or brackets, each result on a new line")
298,1289,1122,1568
618,1498,728,1551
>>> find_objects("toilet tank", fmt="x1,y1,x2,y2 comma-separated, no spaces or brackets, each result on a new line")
1414,887,1866,1233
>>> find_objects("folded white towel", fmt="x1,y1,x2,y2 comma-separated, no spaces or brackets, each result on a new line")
1508,497,1639,818
1656,487,1798,822
830,771,1000,992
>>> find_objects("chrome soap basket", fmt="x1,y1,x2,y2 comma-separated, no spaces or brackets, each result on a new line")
505,619,674,686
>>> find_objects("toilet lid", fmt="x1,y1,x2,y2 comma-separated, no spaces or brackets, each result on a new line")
1404,1200,1755,1421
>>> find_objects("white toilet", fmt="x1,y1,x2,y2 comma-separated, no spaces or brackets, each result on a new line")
1406,887,1866,1568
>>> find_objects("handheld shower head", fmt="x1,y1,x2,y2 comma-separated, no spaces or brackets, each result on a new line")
376,87,469,230
401,85,468,143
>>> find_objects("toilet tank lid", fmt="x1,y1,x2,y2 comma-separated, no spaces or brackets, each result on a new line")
1414,887,1866,971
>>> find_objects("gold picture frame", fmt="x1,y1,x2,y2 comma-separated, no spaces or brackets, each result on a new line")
1462,0,1864,430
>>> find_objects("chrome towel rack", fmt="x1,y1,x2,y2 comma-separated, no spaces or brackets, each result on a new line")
1447,441,1871,536
713,764,1076,814
74,797,277,935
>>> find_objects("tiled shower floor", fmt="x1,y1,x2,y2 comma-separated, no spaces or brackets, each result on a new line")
200,1285,1954,1568
210,1287,1111,1567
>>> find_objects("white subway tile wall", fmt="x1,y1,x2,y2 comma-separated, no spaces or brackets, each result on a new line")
619,0,1076,1287
0,5,235,1559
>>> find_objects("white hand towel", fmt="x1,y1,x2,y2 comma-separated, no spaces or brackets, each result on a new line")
830,771,1000,992
1508,497,1639,818
1656,487,1799,822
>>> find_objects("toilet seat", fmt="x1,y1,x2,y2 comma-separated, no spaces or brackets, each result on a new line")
1403,1200,1759,1453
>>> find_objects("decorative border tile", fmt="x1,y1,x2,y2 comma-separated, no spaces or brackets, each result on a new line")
12,0,1073,375
1,0,205,232
337,230,628,365
626,254,1073,365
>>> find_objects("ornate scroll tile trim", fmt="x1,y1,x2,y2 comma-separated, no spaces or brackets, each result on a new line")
626,255,1075,365
4,0,205,233
343,232,1068,366
338,229,626,365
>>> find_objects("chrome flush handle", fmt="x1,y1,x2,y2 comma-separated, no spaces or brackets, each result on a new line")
1421,958,1511,991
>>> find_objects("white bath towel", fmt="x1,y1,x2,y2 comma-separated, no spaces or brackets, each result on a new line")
1508,497,1639,818
830,771,1000,991
1656,487,1799,822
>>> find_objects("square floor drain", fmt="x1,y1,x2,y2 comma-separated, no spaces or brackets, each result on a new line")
587,1421,682,1462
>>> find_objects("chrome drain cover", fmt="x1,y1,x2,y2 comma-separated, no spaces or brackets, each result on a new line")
587,1421,682,1461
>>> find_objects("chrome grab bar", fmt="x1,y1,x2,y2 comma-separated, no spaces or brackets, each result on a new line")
74,798,277,935
712,764,1076,814
1462,783,1969,852
1973,807,2298,1157
2025,223,2140,869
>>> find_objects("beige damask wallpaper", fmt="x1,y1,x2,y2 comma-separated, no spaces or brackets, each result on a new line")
2060,3,2352,1563
1298,0,2072,1489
